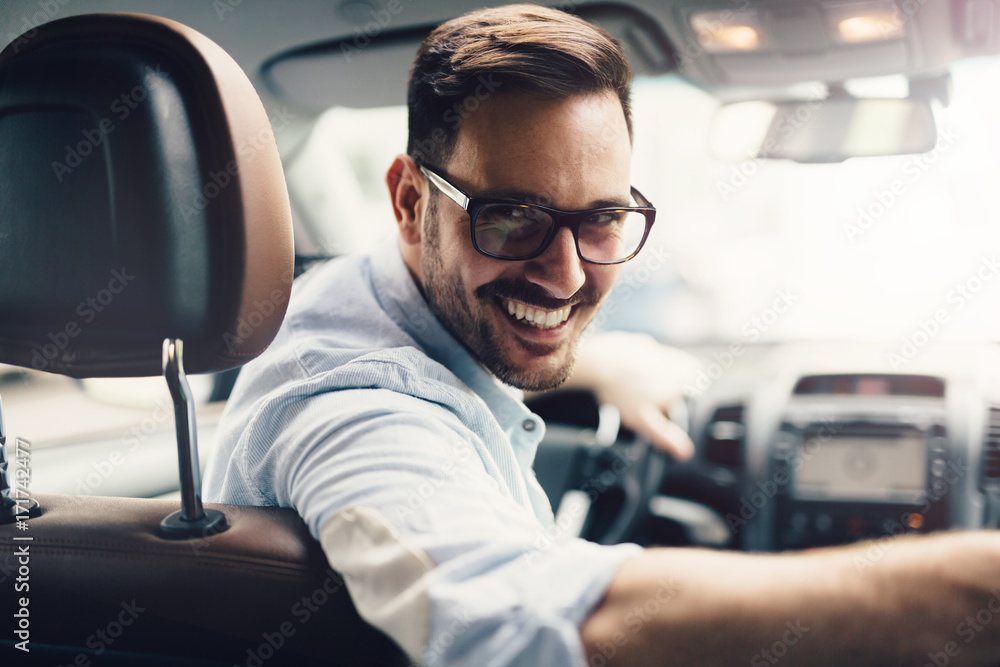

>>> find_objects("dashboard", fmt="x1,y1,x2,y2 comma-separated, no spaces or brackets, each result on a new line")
9,341,1000,557
683,342,1000,552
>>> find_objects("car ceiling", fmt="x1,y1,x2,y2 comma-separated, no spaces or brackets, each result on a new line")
2,0,999,136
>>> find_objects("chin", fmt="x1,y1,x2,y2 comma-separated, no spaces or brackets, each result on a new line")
486,342,577,392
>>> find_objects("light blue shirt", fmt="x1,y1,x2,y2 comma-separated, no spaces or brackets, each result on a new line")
204,237,640,666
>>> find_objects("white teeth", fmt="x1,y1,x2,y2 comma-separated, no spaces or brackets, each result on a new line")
504,300,572,330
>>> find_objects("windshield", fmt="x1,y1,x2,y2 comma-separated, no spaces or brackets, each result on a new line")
290,56,1000,345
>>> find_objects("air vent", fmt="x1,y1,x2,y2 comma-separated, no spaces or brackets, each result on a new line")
704,404,745,467
982,406,1000,482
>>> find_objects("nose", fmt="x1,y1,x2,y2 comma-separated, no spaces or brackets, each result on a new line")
523,227,586,300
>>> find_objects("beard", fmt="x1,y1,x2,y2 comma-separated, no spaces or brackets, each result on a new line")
419,197,600,391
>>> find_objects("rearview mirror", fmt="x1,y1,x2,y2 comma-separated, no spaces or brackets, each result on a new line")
711,96,938,163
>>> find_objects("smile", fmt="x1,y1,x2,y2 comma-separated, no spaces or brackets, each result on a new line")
504,299,572,330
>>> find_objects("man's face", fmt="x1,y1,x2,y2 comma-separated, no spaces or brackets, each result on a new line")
413,90,631,391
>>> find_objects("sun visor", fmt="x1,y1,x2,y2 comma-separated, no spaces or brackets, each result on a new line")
262,6,675,111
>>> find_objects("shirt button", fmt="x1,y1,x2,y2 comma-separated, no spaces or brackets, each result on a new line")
522,419,536,432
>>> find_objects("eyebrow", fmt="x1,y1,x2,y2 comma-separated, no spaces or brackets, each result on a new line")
474,187,632,210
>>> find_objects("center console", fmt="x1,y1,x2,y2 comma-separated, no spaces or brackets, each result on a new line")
768,374,954,549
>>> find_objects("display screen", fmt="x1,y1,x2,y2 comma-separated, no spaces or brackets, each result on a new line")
792,374,945,397
793,434,927,502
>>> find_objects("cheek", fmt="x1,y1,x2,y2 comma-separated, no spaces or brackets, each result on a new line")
589,265,623,300
464,252,514,291
449,251,498,297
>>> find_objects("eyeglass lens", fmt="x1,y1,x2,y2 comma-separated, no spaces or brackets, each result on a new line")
474,204,647,262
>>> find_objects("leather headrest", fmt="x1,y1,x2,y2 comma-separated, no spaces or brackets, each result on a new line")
0,13,294,377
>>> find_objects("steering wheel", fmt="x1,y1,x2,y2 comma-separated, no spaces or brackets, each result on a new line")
579,428,668,544
529,390,674,546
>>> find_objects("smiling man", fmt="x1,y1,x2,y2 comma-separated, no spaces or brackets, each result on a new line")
205,5,1000,667
205,7,661,664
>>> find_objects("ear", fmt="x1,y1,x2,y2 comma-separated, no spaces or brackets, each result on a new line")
386,154,425,246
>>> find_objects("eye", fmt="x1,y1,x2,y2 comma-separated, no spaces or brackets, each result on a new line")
477,205,549,235
582,211,627,228
486,205,545,222
474,205,553,255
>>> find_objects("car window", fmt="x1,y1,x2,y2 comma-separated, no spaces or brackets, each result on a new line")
292,60,1000,346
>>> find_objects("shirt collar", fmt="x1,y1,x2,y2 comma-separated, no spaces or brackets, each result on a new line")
369,236,545,469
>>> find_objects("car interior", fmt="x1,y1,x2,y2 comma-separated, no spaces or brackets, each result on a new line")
1,0,999,665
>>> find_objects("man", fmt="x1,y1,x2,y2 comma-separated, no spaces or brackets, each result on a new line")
205,5,1000,666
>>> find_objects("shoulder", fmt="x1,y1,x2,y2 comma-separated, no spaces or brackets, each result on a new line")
221,341,483,457
251,347,480,428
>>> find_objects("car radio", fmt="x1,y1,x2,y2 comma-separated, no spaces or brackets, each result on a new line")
768,375,954,550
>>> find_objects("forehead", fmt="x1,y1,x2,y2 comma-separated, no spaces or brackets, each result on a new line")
444,90,632,209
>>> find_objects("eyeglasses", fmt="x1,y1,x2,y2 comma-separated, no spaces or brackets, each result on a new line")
418,163,656,265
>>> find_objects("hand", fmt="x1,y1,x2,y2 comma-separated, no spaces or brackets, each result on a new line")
566,331,701,460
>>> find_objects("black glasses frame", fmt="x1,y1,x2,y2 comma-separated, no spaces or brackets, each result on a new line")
418,163,656,265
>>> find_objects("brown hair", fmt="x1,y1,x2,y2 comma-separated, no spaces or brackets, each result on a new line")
406,4,633,167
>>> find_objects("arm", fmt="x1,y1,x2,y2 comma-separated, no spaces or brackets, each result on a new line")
582,530,1000,666
263,383,641,666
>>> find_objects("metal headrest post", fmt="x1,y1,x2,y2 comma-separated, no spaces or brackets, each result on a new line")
159,338,227,538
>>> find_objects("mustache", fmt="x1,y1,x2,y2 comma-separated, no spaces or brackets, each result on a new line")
474,277,600,311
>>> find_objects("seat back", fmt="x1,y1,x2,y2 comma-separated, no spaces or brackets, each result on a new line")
1,495,407,666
